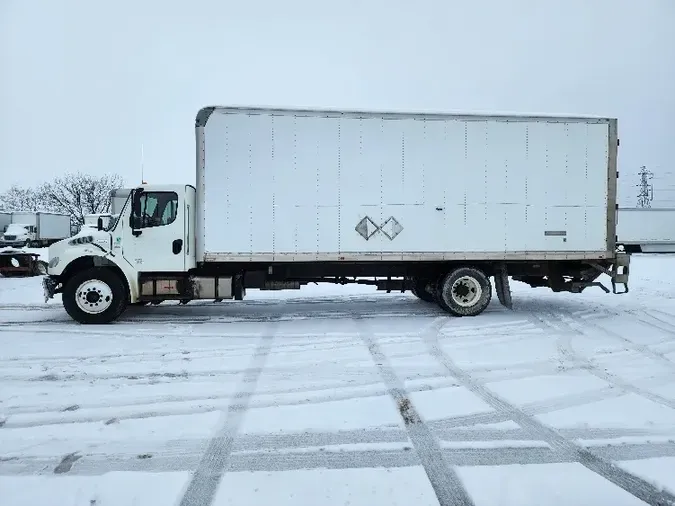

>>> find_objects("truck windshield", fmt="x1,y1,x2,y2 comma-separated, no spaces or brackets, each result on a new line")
4,224,29,234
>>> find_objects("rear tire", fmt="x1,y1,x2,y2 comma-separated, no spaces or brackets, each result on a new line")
437,267,492,317
62,267,127,324
411,278,435,303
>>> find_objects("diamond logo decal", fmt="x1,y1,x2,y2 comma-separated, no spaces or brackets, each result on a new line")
355,216,379,240
355,216,404,241
380,216,403,240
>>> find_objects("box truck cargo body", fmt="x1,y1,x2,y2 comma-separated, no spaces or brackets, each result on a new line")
617,208,675,253
43,106,629,324
0,211,71,248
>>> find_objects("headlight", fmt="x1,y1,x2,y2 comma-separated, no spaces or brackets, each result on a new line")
69,235,94,246
48,257,60,268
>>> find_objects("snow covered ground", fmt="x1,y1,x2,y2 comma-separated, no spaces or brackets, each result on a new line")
1,253,675,505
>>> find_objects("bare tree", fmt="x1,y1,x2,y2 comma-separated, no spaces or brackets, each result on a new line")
0,185,47,212
39,172,124,225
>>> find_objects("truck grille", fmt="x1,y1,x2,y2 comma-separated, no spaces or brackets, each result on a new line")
3,235,16,240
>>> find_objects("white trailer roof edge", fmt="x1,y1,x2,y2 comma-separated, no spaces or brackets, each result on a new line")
195,105,615,128
10,211,69,216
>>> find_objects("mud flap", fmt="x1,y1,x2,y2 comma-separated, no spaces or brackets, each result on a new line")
494,263,513,309
42,276,57,302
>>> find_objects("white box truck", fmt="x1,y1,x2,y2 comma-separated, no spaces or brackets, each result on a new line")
617,207,675,253
43,106,629,323
1,211,71,248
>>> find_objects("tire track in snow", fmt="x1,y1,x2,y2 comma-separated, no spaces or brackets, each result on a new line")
176,322,277,506
629,308,675,337
0,376,459,429
355,315,475,506
534,313,675,411
420,321,675,506
5,440,675,476
565,308,675,371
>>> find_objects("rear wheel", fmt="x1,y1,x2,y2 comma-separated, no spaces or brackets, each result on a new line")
437,267,492,317
62,267,127,324
410,278,435,303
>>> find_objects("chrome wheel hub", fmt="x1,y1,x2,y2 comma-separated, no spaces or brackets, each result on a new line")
75,279,113,314
451,276,482,307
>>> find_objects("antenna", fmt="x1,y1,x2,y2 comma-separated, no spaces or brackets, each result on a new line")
636,165,653,208
141,144,147,185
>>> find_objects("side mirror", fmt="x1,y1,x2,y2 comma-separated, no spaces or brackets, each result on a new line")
97,217,104,231
131,187,144,217
131,187,145,236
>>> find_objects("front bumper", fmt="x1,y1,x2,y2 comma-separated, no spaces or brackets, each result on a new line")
42,276,58,302
0,241,28,248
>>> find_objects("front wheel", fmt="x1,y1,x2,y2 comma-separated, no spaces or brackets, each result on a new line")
437,267,492,317
62,268,127,324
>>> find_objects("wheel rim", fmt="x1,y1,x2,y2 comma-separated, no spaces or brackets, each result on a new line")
75,279,114,314
450,276,482,307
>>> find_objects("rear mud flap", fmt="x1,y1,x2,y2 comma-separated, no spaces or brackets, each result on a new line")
494,264,513,309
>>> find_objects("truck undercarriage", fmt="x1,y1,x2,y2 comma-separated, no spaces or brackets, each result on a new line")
128,255,630,315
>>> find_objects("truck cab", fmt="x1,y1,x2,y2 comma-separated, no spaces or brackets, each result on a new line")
43,184,197,322
0,223,35,248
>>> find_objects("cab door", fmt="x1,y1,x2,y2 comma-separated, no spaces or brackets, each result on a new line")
122,189,186,272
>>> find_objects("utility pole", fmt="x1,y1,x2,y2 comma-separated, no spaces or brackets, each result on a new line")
636,165,653,208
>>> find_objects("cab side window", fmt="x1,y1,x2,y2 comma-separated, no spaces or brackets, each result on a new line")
132,191,179,229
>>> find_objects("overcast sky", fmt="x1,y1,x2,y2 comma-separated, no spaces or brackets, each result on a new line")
1,0,674,207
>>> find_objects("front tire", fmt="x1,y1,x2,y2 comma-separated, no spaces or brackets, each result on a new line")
438,267,492,317
62,267,127,324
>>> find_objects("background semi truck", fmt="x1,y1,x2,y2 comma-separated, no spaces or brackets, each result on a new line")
43,106,629,323
616,207,675,253
1,211,71,248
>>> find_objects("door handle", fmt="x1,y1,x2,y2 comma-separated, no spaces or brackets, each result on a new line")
172,239,183,255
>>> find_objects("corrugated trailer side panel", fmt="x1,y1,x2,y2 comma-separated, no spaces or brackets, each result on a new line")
199,108,615,262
